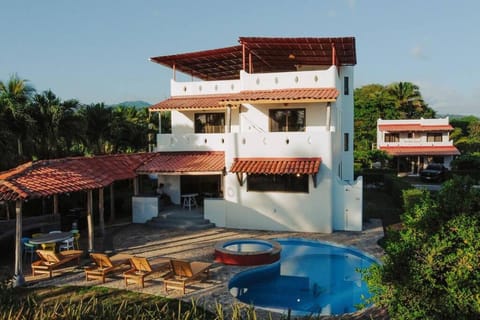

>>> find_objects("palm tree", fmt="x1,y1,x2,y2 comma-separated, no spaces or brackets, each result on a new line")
79,103,113,154
0,74,35,158
387,82,435,119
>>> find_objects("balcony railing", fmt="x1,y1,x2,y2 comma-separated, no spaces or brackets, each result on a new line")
156,131,333,158
170,67,338,96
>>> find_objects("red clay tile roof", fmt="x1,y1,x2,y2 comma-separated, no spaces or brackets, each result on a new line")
230,157,322,175
379,146,460,156
150,37,356,80
149,88,338,111
149,94,234,111
136,151,225,174
378,124,454,132
0,153,155,201
220,88,338,104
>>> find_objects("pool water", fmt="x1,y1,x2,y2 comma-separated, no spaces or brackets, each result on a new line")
223,240,272,253
228,238,378,316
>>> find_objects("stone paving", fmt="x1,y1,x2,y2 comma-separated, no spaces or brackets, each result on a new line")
23,219,386,319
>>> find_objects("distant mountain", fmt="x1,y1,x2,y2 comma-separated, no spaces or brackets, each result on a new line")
114,100,151,108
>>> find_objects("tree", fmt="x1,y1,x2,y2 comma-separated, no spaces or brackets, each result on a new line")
110,105,150,153
450,116,480,154
30,90,84,159
78,103,113,154
0,74,35,159
387,82,435,118
364,177,480,319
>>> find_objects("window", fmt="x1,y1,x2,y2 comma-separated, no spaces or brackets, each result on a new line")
344,133,349,151
427,132,442,142
269,109,305,132
247,174,308,193
407,132,413,139
344,76,349,95
385,133,399,142
194,113,225,133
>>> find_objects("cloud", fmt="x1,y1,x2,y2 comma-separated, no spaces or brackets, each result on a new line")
411,45,429,60
419,81,480,116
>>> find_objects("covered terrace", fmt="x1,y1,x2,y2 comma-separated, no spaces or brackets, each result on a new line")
0,153,155,286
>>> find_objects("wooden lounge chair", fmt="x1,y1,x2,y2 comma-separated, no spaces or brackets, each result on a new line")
123,256,170,288
164,259,212,294
85,253,132,283
31,249,83,279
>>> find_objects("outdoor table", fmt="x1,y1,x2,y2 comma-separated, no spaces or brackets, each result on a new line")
28,231,73,245
181,193,198,210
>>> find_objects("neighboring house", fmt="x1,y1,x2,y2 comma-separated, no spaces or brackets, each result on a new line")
377,118,460,174
140,36,363,233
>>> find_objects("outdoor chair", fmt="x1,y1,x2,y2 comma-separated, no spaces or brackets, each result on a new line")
123,256,170,288
41,242,56,251
72,230,80,249
22,237,37,263
85,253,132,283
164,259,212,294
59,237,75,251
31,249,84,278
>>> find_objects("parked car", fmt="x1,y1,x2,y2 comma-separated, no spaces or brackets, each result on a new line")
419,163,448,182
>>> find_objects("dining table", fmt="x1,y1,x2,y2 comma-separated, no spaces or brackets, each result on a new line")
28,231,73,245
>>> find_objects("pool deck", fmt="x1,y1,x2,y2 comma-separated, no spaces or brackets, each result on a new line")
22,219,387,319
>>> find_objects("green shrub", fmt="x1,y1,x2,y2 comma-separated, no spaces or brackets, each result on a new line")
363,176,480,319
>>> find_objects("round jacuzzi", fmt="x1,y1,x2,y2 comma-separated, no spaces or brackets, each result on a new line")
215,238,282,266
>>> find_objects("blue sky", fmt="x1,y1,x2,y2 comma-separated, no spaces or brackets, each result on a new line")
1,0,479,116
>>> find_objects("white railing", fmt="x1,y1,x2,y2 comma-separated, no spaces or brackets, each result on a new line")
169,67,338,96
378,140,454,147
156,131,332,158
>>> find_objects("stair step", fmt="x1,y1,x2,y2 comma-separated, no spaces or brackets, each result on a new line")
146,207,215,230
155,213,206,220
147,220,215,230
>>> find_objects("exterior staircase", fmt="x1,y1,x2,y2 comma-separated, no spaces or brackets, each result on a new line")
146,206,215,230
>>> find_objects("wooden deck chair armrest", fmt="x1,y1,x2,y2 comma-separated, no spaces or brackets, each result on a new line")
123,268,137,275
85,265,112,273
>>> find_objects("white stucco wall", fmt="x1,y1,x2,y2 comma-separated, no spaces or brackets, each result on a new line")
207,164,333,233
156,65,361,233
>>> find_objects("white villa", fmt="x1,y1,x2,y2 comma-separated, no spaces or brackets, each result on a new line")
139,36,363,233
377,117,460,173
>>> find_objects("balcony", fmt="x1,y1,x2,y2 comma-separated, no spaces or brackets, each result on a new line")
378,139,454,148
170,67,338,96
156,131,333,159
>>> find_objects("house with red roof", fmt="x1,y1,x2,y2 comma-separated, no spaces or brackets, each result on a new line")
377,118,460,174
142,36,363,233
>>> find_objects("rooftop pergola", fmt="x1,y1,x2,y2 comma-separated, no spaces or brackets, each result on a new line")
150,36,356,80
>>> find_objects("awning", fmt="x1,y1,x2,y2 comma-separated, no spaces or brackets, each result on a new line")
136,151,225,175
230,157,321,175
230,157,322,187
378,124,454,132
149,88,337,111
379,146,460,156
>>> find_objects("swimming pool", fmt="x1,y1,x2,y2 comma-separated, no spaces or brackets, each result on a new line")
228,238,378,316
